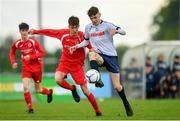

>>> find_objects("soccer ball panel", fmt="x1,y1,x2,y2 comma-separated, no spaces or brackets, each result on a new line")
86,69,100,83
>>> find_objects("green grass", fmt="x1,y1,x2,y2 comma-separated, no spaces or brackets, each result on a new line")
0,98,180,120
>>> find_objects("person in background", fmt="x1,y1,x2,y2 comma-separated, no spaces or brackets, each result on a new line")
9,22,53,113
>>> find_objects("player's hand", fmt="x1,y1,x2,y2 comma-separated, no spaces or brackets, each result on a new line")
12,63,18,69
24,55,30,61
109,29,117,36
69,46,77,54
28,29,35,35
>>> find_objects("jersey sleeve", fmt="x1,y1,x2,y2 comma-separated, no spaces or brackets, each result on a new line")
32,29,66,40
79,31,92,49
84,25,90,40
9,41,17,65
86,41,92,49
29,38,46,60
106,22,119,31
106,22,126,35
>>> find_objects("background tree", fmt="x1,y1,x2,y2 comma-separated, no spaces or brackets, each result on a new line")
151,0,179,40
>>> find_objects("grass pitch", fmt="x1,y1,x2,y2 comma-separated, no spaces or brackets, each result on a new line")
0,98,180,120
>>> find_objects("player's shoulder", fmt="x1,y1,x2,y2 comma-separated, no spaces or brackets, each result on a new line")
12,39,21,48
102,20,119,28
102,21,114,25
13,38,21,45
28,37,40,46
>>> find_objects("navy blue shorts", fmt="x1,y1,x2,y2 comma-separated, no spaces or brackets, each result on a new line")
99,54,120,73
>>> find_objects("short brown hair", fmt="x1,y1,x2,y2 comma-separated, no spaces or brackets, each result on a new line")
68,16,79,26
87,6,99,17
19,22,29,30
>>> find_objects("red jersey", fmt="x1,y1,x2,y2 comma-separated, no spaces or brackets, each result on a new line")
32,29,92,66
9,37,45,72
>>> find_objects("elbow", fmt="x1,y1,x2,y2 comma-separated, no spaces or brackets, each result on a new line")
120,30,126,35
121,31,126,35
117,28,126,35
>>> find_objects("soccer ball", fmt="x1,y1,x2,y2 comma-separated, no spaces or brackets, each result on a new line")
86,69,100,83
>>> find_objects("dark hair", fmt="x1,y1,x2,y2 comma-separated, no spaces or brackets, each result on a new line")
87,6,99,17
68,16,79,26
19,22,29,30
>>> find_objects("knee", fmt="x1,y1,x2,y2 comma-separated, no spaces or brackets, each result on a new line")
55,76,63,85
55,79,62,85
114,84,123,92
89,51,96,60
23,86,29,92
81,86,90,96
35,88,41,93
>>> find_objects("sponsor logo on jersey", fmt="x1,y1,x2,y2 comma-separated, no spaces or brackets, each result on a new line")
90,31,105,37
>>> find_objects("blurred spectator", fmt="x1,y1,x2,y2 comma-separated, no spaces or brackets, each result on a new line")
129,58,139,68
169,55,180,98
154,54,170,98
126,58,142,82
145,56,156,98
159,75,172,98
172,55,180,73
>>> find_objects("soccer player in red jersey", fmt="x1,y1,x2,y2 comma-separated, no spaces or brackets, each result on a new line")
9,22,53,113
29,16,102,116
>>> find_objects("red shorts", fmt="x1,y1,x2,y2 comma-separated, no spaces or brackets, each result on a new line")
56,62,87,85
22,70,42,84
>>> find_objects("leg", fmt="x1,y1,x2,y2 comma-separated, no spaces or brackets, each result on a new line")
33,70,53,103
89,51,104,88
55,71,80,102
34,83,53,103
55,71,74,91
80,84,102,116
110,72,133,116
22,77,33,113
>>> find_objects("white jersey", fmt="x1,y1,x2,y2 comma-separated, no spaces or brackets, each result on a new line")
84,21,125,56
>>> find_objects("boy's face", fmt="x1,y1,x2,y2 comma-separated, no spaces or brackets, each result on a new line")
19,29,29,37
89,13,101,26
69,25,79,36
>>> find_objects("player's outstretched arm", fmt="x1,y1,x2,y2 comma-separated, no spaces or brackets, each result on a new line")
29,29,62,39
69,40,90,54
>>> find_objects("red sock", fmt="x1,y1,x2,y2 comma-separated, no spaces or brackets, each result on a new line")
24,92,32,109
60,80,74,91
41,87,50,95
87,93,101,113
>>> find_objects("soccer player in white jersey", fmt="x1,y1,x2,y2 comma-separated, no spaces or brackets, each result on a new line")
70,6,133,116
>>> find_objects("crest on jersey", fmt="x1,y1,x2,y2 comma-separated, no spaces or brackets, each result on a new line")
28,43,32,47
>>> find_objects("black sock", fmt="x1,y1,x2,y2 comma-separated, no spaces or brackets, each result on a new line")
90,60,102,82
90,60,99,72
117,88,129,105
